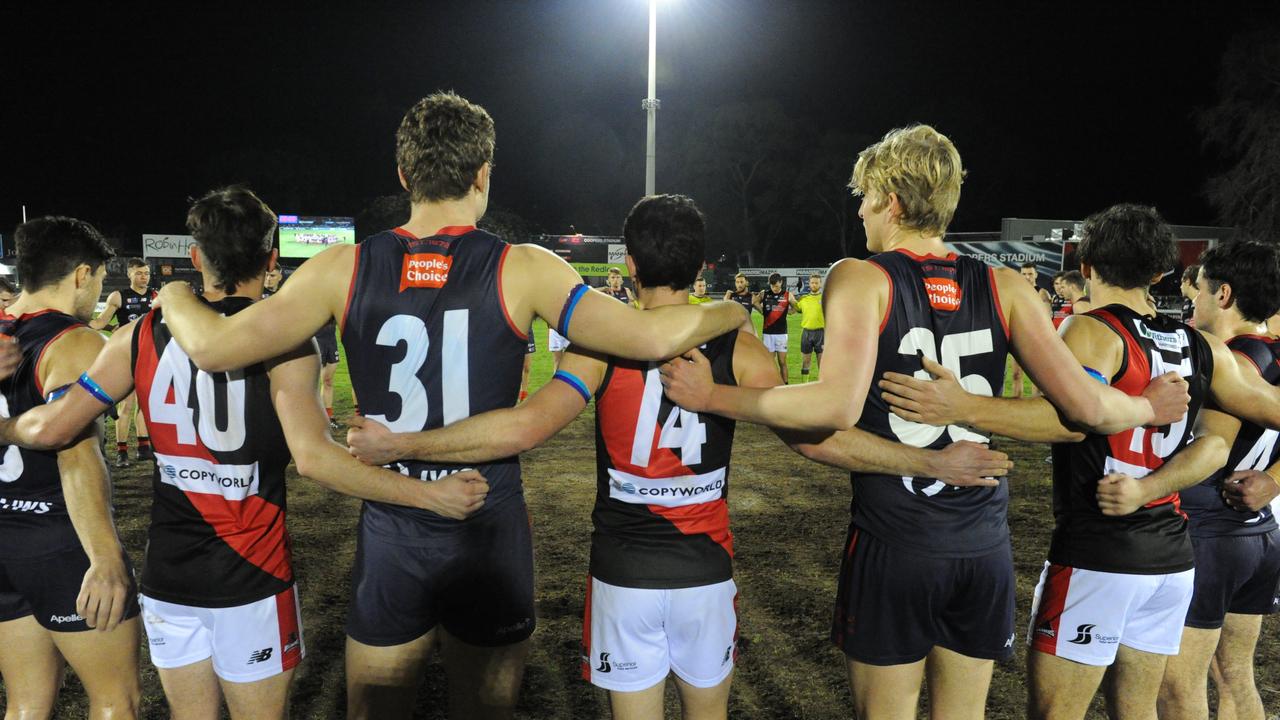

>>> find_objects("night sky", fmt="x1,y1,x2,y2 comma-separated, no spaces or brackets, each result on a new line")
3,1,1272,260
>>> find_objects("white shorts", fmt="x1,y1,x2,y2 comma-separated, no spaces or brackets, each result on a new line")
1027,562,1194,666
581,576,737,692
548,329,570,352
141,586,305,683
762,333,788,353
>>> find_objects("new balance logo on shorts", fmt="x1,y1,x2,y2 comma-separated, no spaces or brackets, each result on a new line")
248,647,274,664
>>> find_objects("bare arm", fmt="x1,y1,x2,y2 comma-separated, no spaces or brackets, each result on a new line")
156,245,350,371
660,258,884,432
1096,409,1233,516
41,328,131,631
88,292,121,331
347,348,605,465
787,293,798,314
267,341,488,519
502,244,747,361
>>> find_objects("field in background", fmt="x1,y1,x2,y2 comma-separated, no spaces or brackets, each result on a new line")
5,315,1277,718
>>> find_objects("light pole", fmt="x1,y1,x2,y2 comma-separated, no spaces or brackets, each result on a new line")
643,0,659,196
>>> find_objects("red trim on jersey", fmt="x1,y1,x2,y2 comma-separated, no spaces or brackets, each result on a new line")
580,575,594,682
893,248,958,262
1030,563,1073,657
393,225,477,239
7,309,63,322
647,500,734,558
391,227,417,239
33,324,85,399
339,244,362,335
276,586,303,672
867,261,894,333
1233,349,1264,378
988,267,1011,340
496,245,529,340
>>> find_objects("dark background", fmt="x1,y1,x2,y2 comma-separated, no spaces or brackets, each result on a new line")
2,1,1275,264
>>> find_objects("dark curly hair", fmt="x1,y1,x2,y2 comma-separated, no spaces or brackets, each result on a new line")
623,195,706,291
396,92,496,203
14,216,114,292
1198,240,1280,323
1077,204,1177,290
185,186,277,294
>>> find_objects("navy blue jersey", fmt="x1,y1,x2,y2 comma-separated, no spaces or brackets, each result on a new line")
1050,305,1213,574
605,287,630,304
1183,334,1280,538
0,311,89,559
760,290,790,335
590,331,739,589
728,291,754,315
133,298,294,606
113,286,155,328
342,227,526,536
853,250,1011,557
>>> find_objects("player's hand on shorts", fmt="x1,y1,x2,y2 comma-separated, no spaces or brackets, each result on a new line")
425,470,489,520
1142,371,1190,427
77,553,132,632
1222,469,1280,513
659,348,714,412
929,440,1011,487
0,336,19,381
879,355,967,427
347,416,402,465
1095,472,1148,516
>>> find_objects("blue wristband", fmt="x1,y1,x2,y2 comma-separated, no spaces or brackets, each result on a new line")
1082,366,1109,385
46,384,73,402
557,283,590,337
553,370,592,403
77,373,117,406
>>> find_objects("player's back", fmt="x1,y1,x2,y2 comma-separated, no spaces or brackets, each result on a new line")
590,331,739,589
1181,333,1280,538
0,311,87,559
1050,304,1213,574
133,298,293,606
854,250,1010,556
342,226,526,534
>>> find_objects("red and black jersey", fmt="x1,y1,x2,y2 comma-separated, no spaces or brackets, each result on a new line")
132,297,293,607
341,227,526,537
113,286,155,328
728,291,754,315
1051,295,1073,329
590,330,739,589
853,250,1011,557
1182,334,1280,538
605,287,630,304
0,311,87,560
760,290,790,335
1049,304,1213,574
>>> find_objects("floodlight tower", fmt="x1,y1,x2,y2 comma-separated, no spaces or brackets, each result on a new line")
643,0,660,196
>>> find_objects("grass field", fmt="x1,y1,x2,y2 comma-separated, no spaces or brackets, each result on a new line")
5,315,1279,718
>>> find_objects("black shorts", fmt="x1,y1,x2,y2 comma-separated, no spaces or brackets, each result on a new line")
315,332,340,366
1185,530,1280,629
831,525,1015,665
346,496,536,647
0,544,140,632
801,328,825,354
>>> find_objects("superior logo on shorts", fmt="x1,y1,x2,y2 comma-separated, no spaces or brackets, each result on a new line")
923,277,962,311
400,253,452,291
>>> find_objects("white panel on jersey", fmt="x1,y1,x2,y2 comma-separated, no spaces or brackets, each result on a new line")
1103,455,1153,480
607,467,726,508
155,453,260,501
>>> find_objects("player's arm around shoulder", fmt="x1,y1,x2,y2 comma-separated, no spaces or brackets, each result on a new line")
348,346,605,466
88,290,121,331
1202,329,1280,430
502,243,746,361
157,245,352,372
1097,407,1234,516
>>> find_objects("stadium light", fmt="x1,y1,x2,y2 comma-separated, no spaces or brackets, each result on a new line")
643,0,660,196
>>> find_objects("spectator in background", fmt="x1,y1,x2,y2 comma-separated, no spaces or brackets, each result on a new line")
0,277,18,309
1181,263,1201,325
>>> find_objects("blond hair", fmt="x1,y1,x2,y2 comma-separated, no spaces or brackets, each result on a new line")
849,124,965,236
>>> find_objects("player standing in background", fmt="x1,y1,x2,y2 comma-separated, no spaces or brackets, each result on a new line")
688,276,711,304
660,126,1190,720
795,273,825,381
603,266,636,305
90,257,155,467
754,272,796,383
1160,243,1280,720
874,206,1280,720
0,188,490,720
154,92,747,720
1181,263,1201,326
0,217,141,720
723,273,755,336
0,277,19,309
